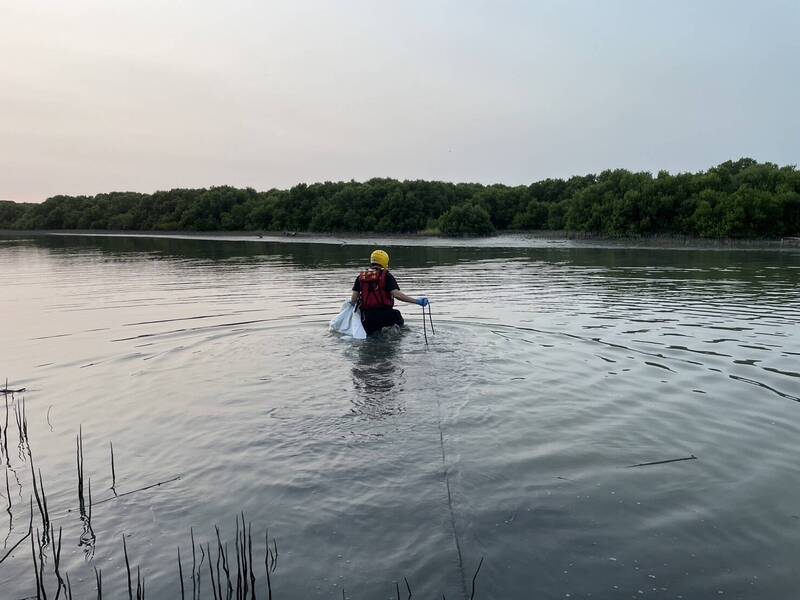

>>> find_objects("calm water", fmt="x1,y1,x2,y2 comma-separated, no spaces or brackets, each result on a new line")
1,233,799,599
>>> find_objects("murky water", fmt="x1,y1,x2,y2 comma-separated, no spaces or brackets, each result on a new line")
1,233,799,599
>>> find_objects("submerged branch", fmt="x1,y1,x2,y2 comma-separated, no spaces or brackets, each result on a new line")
626,454,697,468
470,557,484,600
91,475,182,507
0,527,31,564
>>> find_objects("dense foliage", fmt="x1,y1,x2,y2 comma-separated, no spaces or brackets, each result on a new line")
2,159,798,237
438,203,495,236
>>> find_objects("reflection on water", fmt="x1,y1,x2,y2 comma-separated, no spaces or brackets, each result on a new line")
350,336,405,419
0,233,799,599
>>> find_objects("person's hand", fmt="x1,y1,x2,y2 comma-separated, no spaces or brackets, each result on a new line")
416,297,429,307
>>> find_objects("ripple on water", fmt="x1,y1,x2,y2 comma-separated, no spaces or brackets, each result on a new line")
1,235,799,599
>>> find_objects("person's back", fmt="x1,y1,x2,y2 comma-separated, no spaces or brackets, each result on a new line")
350,249,428,335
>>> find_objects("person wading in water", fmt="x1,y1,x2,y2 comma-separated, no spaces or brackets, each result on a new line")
350,249,428,335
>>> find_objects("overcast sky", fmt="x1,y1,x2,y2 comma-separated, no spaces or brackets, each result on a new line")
1,0,798,202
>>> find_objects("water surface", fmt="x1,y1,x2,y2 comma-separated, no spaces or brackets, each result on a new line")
1,233,799,599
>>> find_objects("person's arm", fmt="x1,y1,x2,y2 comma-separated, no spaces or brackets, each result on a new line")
350,290,360,305
391,289,426,305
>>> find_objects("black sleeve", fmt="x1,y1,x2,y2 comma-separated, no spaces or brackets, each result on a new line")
385,272,399,292
352,276,360,292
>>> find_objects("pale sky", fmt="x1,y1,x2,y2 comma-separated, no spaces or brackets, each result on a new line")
1,0,798,202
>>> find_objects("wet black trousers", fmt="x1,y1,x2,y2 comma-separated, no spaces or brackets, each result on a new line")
361,308,404,335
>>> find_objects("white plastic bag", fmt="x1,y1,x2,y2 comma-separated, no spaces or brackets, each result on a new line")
329,301,367,339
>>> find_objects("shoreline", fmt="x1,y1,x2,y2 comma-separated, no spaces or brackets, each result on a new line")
1,229,799,251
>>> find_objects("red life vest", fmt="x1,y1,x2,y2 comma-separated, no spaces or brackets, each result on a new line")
358,269,394,310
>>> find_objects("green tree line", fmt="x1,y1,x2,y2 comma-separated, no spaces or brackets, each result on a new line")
1,159,798,237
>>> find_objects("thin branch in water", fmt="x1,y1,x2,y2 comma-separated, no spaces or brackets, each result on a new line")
241,513,250,600
75,431,95,559
110,442,116,494
239,514,249,600
178,546,185,600
94,567,102,600
2,391,9,462
224,543,232,598
4,465,11,515
0,526,31,564
626,454,697,468
1,387,26,394
247,522,255,600
3,468,12,551
235,516,242,599
197,543,206,596
215,533,222,600
1,496,33,566
29,461,50,549
123,534,133,600
21,397,28,446
36,527,48,600
38,469,51,534
93,475,182,506
13,397,29,464
29,464,44,524
469,556,484,600
76,429,85,517
271,537,278,573
190,528,196,600
14,398,24,454
31,526,42,600
206,542,218,600
51,524,65,600
264,529,272,600
215,527,233,599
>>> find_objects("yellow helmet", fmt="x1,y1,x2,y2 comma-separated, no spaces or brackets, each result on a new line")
369,249,389,269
